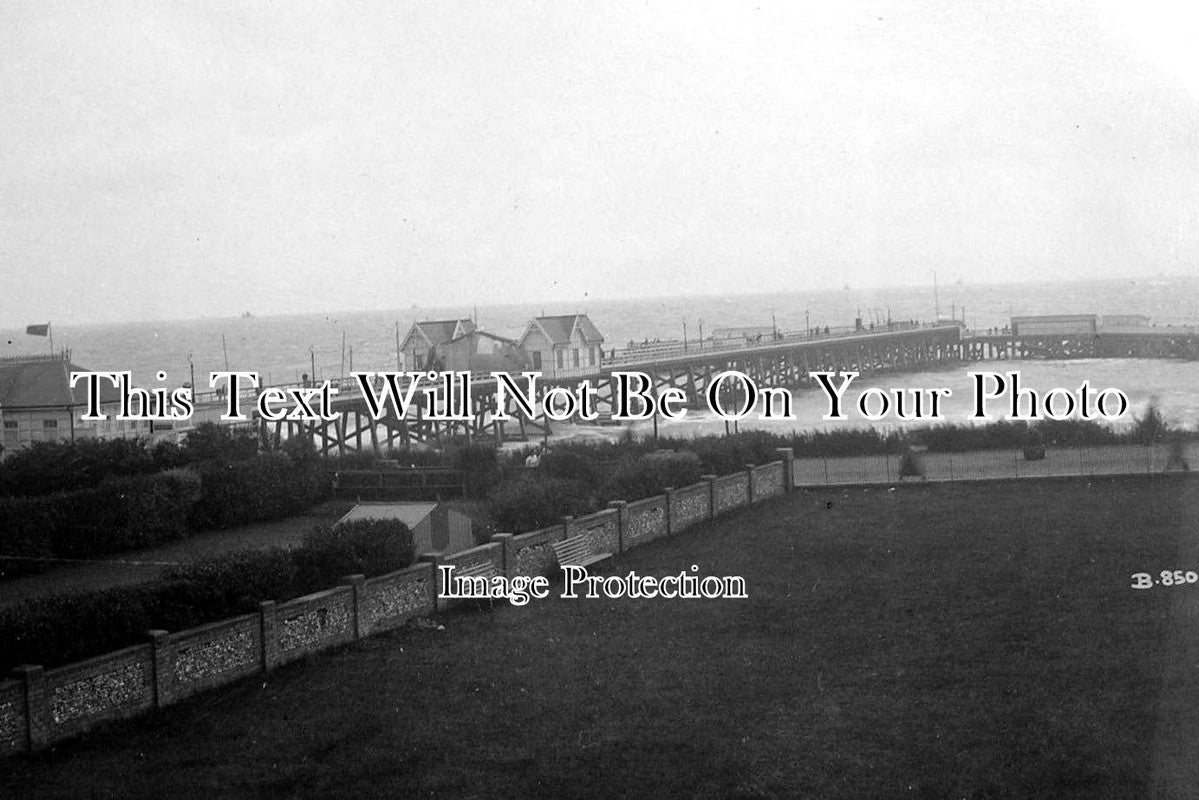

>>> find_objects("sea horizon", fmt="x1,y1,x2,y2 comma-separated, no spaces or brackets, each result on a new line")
4,271,1198,332
1,274,1195,434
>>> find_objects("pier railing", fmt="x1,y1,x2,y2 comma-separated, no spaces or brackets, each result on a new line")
604,319,937,368
180,319,952,408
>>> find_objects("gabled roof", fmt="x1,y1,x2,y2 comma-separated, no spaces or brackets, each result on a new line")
336,501,438,529
446,329,519,349
402,319,476,350
0,356,121,409
523,314,604,347
437,330,532,373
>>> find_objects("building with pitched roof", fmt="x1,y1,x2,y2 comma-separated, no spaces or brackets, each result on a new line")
336,501,474,557
399,319,476,371
0,353,124,454
518,314,605,377
427,330,532,376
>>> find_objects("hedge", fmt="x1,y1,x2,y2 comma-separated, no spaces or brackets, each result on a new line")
0,519,412,670
291,520,415,591
488,475,596,533
0,470,201,579
0,437,161,497
0,494,57,578
188,454,330,530
598,451,703,503
0,455,330,580
0,423,249,498
52,470,202,558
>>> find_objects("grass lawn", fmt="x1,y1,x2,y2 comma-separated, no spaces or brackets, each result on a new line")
3,477,1194,798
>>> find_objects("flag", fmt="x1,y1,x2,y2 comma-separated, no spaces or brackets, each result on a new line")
25,323,50,337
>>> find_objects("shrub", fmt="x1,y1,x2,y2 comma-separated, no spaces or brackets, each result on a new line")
155,548,298,628
0,424,260,500
454,443,500,498
189,453,330,530
1131,404,1170,445
598,451,704,502
684,431,787,474
280,432,320,467
326,450,379,470
0,494,58,578
786,428,896,458
538,449,600,485
488,476,596,533
0,437,161,497
0,521,415,669
292,519,413,592
47,471,199,558
0,548,296,669
0,470,200,575
182,421,260,464
0,586,158,670
384,446,451,466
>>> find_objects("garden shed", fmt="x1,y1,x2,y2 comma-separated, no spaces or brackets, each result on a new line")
336,501,474,557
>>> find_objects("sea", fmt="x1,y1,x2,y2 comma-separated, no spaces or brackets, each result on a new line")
3,275,1197,437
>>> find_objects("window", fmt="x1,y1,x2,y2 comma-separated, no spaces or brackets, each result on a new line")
3,421,16,429
572,348,580,367
43,419,58,429
555,350,564,370
589,347,597,366
531,351,542,370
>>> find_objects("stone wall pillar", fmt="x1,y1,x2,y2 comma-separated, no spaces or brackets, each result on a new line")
418,552,445,610
701,474,718,519
340,574,366,640
10,665,45,753
775,447,795,489
489,533,514,578
259,601,278,671
145,629,170,708
606,501,627,552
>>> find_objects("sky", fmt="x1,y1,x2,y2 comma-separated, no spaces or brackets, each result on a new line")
1,1,1197,325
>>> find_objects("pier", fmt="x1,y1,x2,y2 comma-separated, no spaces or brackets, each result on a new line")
206,320,1197,456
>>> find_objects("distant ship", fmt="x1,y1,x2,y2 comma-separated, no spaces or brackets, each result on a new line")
241,310,254,319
